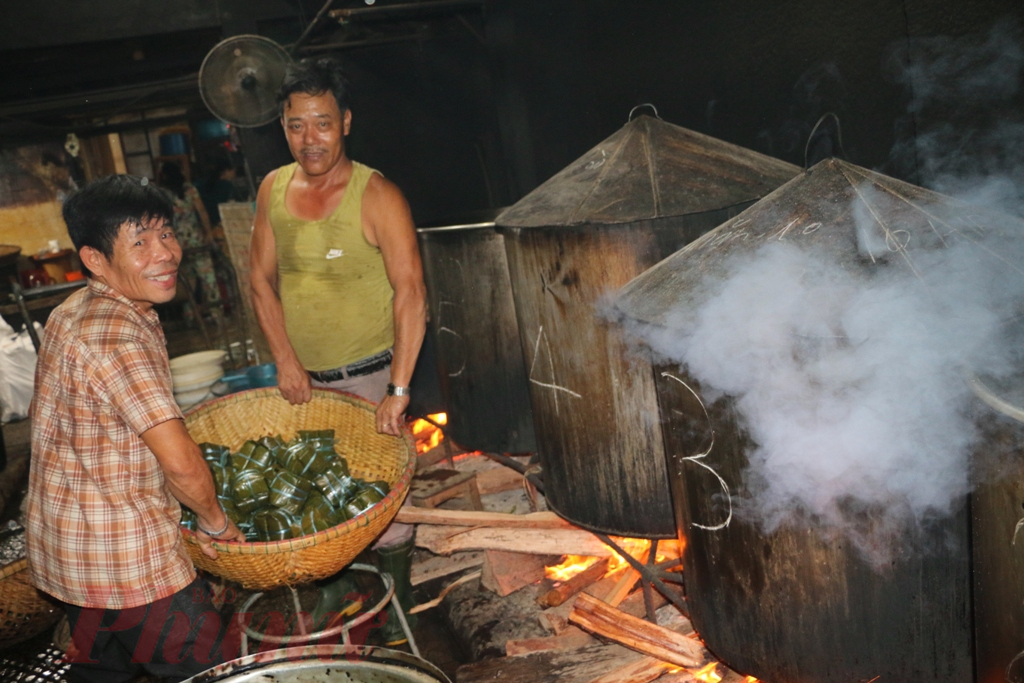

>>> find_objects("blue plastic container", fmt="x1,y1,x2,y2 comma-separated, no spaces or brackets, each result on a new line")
220,369,252,394
247,363,278,388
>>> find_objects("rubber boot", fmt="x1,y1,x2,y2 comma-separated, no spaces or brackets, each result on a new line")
311,571,363,631
376,536,417,646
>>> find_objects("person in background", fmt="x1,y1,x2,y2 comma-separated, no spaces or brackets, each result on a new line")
25,175,245,682
249,56,426,645
157,161,222,325
195,158,239,229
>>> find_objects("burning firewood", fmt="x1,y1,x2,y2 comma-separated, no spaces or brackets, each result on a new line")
538,557,611,607
569,593,704,668
482,549,559,596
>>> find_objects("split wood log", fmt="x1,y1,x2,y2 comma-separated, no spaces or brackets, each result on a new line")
539,574,624,634
538,570,664,634
569,593,703,668
505,627,598,657
604,568,641,607
481,550,557,597
539,558,611,607
410,468,483,510
411,550,484,587
457,641,648,683
417,437,461,469
408,570,481,615
586,656,677,683
619,586,670,621
396,507,575,529
476,465,526,495
602,547,649,607
415,524,614,557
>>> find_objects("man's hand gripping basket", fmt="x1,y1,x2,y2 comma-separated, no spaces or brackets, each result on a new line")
180,388,415,590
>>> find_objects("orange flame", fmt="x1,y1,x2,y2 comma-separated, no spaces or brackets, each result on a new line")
693,662,722,683
545,555,601,581
544,537,683,582
745,677,759,682
411,412,447,453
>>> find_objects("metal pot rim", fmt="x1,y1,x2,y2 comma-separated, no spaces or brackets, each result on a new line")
184,644,451,682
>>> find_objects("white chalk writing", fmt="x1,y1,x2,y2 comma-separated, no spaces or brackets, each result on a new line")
662,372,732,531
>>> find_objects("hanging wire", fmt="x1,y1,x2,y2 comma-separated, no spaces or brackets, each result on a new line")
803,112,847,170
628,103,661,121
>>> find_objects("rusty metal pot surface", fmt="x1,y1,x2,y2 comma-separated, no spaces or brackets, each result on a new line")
417,222,536,454
186,645,450,682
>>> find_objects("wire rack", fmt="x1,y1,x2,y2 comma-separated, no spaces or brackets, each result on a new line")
0,644,69,682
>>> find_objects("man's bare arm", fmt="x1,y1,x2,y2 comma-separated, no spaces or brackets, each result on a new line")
364,174,427,436
141,419,245,559
249,170,313,405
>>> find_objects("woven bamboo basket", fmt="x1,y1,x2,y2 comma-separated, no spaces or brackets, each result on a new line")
181,387,416,590
0,559,62,650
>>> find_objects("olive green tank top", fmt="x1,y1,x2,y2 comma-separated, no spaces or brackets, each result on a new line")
269,161,393,371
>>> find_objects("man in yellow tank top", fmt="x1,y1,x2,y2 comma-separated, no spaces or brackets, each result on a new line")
250,58,426,646
250,58,427,437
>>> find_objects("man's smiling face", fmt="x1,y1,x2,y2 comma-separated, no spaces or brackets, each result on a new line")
89,216,182,310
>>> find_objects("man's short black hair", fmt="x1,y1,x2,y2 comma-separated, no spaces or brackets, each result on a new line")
278,57,351,117
63,175,174,263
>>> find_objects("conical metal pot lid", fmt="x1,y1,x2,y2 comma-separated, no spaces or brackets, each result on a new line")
616,157,1024,327
495,115,799,228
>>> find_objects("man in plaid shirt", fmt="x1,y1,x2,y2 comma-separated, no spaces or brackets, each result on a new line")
25,175,245,683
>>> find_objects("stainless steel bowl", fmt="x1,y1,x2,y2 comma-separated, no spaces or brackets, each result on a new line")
186,645,451,683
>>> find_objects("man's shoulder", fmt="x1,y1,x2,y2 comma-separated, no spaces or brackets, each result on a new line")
264,163,298,186
69,291,155,356
361,167,405,206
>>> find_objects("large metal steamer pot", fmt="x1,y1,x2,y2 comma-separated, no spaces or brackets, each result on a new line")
416,220,536,453
185,645,450,682
614,158,1024,682
652,367,971,683
969,373,1024,683
497,115,798,538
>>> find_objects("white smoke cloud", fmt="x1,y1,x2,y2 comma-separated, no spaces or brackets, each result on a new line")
639,226,1024,550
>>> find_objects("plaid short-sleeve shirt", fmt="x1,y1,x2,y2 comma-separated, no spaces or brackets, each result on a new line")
26,279,195,609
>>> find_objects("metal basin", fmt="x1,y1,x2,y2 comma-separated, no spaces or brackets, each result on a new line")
186,645,451,682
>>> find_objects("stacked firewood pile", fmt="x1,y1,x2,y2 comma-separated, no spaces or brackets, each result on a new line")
399,442,754,683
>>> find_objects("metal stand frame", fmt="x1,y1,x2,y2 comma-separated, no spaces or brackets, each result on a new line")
237,563,419,657
593,534,687,622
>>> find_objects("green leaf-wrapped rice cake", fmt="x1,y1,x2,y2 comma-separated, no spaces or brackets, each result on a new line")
232,440,275,471
253,508,294,542
184,430,390,543
268,470,313,515
231,467,271,514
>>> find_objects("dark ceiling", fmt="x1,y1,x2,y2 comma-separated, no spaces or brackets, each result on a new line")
0,0,484,144
1,0,1020,225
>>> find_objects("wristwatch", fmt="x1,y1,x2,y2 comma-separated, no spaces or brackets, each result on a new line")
386,383,410,397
